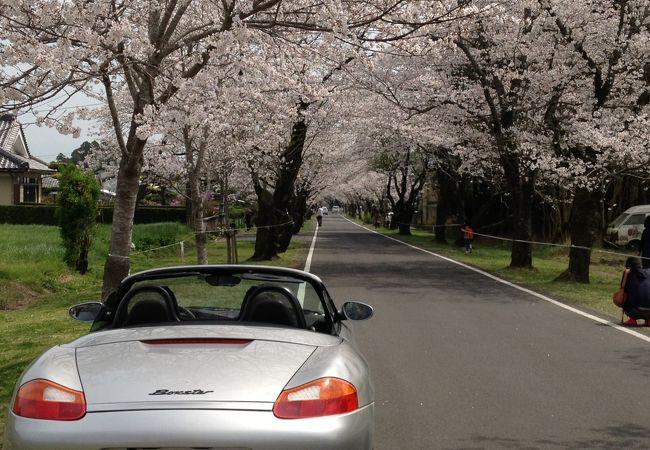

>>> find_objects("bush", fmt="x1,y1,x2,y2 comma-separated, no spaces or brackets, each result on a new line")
55,165,101,274
132,222,188,251
229,206,245,219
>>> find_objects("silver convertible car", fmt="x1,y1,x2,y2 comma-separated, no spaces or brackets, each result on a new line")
5,265,374,450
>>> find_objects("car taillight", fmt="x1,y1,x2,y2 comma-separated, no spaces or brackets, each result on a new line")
273,377,358,419
12,379,86,420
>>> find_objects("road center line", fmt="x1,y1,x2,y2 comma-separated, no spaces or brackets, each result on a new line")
345,217,650,344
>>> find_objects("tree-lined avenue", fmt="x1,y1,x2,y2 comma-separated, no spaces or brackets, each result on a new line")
310,214,650,449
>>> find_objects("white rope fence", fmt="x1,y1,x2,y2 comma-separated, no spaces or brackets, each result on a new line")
198,220,294,237
116,220,298,261
122,217,637,264
421,222,639,261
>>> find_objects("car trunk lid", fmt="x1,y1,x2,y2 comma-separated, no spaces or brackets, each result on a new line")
76,329,320,410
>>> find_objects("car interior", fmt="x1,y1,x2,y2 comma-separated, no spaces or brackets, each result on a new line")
111,280,330,333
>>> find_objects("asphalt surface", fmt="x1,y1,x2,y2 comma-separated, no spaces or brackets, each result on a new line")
308,214,650,450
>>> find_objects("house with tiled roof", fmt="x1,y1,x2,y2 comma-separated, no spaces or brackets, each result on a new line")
0,114,55,205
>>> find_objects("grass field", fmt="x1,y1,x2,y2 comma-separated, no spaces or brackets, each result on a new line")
0,222,309,442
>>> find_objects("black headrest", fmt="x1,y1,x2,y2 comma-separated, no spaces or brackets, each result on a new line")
239,284,306,329
125,299,173,326
113,285,180,328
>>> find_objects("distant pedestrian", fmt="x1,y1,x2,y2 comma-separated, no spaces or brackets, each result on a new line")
384,212,393,228
316,207,323,227
244,209,253,231
371,207,381,228
462,222,474,253
640,216,650,268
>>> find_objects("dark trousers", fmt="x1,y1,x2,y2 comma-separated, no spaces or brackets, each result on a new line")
624,307,650,319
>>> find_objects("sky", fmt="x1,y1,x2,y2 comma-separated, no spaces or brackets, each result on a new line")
18,91,99,163
21,118,94,163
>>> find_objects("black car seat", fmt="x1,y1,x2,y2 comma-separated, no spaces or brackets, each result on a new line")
113,285,181,327
238,284,307,329
125,299,173,326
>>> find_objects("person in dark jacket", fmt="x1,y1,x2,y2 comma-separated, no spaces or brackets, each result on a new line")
244,209,254,231
622,256,650,326
640,216,650,268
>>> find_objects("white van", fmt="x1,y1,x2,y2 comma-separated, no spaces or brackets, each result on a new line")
606,205,650,249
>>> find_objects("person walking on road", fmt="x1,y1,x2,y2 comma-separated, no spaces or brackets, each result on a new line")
316,207,323,227
640,216,650,268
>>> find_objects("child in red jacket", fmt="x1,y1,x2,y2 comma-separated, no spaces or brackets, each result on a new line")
462,223,474,253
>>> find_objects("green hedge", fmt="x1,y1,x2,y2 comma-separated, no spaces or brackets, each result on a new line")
0,205,57,225
0,205,187,225
98,206,187,224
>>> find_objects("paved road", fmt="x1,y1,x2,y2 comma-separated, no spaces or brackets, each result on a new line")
309,214,650,450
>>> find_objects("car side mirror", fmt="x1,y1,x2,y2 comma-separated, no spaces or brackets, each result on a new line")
340,302,374,321
69,302,105,322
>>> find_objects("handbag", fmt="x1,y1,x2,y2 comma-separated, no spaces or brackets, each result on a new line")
613,269,629,307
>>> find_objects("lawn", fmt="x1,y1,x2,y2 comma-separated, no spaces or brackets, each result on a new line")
0,222,309,442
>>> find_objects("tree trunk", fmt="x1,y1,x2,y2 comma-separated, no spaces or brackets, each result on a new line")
397,221,411,235
275,119,307,253
222,177,238,264
251,104,308,260
510,176,535,268
556,188,601,283
384,147,429,237
505,164,535,268
101,149,144,299
251,186,278,260
392,201,413,235
277,218,294,253
186,127,208,264
435,168,462,243
191,178,208,265
497,141,536,268
290,191,308,235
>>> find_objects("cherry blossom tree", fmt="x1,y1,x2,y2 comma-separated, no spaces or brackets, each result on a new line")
4,0,646,290
146,31,301,264
349,0,648,277
537,0,650,282
0,0,394,296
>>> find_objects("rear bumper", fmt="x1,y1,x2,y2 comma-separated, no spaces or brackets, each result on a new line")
4,403,373,450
